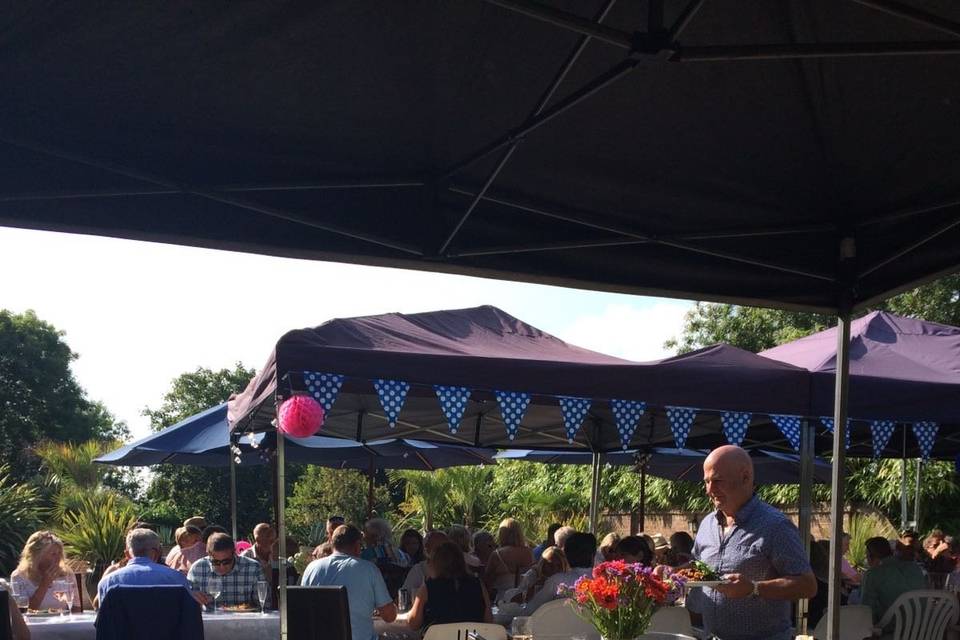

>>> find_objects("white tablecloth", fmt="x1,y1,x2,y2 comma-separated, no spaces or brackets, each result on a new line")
26,611,280,640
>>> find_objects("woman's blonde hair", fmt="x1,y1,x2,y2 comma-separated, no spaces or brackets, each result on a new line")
496,518,527,548
537,545,570,574
14,531,72,583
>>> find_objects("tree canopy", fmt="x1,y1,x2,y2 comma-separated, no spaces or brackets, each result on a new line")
0,309,124,482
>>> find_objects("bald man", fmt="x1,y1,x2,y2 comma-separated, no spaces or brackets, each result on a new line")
686,445,817,640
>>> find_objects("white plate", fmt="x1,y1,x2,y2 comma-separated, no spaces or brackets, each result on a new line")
684,580,727,588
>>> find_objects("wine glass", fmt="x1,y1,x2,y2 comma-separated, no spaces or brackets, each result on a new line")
11,582,28,613
208,576,223,613
64,581,75,616
256,580,268,614
52,579,70,617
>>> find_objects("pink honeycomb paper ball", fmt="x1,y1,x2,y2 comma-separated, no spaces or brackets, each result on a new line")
278,395,325,438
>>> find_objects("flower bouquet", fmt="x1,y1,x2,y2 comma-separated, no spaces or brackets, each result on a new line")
559,560,682,640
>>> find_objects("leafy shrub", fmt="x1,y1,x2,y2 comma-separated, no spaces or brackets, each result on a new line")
846,512,896,570
57,492,138,566
0,465,43,575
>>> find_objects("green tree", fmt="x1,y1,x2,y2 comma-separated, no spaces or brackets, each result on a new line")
0,309,122,482
286,467,391,542
0,464,43,575
443,466,492,527
141,363,285,538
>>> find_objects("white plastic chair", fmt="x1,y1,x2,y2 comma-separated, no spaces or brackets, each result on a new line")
811,604,874,640
528,599,600,639
648,607,694,636
422,622,508,640
875,589,959,640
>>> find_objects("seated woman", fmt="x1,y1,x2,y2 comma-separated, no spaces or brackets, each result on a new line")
399,529,425,565
518,545,569,602
361,517,409,567
403,541,492,630
11,530,80,612
668,531,695,566
483,518,533,601
595,532,621,565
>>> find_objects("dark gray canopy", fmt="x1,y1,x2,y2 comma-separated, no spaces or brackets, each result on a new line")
2,1,959,313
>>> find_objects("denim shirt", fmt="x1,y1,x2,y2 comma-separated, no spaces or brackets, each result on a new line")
687,495,811,640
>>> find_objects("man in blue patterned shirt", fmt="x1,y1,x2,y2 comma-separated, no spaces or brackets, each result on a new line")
687,445,817,640
188,533,265,608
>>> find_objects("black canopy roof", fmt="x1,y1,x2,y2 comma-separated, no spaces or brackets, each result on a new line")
2,1,959,313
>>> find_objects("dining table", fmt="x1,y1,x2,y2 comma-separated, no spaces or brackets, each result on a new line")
25,610,280,640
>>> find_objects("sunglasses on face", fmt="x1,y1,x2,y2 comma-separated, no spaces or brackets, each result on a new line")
210,556,235,567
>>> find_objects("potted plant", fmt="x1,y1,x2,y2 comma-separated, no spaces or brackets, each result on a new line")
560,560,681,640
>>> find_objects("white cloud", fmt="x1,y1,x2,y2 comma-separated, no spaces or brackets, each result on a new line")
552,302,692,362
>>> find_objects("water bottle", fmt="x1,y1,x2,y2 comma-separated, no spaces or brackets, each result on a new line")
398,588,410,612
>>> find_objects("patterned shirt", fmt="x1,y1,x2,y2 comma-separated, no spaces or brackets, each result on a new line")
187,555,265,606
687,495,812,640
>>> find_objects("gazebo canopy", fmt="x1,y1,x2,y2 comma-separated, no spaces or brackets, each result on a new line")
229,305,813,453
761,310,960,457
2,2,959,314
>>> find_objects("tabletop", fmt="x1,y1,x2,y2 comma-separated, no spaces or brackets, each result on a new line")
26,610,280,640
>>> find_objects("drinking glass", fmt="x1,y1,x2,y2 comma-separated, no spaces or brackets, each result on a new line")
510,616,532,640
256,580,268,614
11,582,28,613
64,581,75,616
52,579,70,617
208,576,223,613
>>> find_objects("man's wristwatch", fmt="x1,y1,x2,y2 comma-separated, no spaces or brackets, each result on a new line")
751,580,760,598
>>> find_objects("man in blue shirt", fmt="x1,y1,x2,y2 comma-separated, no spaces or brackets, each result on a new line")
687,445,817,640
97,528,194,605
302,524,397,640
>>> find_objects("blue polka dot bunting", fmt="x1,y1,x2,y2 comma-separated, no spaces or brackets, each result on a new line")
721,411,751,446
433,385,472,435
870,419,897,458
303,371,345,412
912,421,938,461
770,415,802,452
665,406,697,450
610,399,646,450
819,417,851,450
558,396,591,443
373,378,410,429
495,390,532,441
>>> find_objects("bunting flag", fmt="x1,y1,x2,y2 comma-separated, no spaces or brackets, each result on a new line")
665,406,697,450
434,385,472,435
495,390,532,440
558,396,591,443
770,415,802,452
721,412,751,446
912,421,939,461
819,416,851,450
303,371,345,412
611,400,646,450
373,379,410,429
870,420,897,458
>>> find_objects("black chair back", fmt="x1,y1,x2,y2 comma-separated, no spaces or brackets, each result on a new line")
0,591,11,640
287,586,351,640
95,585,203,640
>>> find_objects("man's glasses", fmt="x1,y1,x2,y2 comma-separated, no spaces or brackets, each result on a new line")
210,556,235,567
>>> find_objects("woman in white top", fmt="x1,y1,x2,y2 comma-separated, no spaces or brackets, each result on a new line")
518,545,569,601
11,530,79,612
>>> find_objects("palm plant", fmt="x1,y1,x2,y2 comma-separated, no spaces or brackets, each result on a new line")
846,512,896,570
35,439,118,490
58,492,138,568
0,464,43,575
443,466,491,527
393,471,449,531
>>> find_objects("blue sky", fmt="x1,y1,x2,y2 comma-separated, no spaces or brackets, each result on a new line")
0,226,693,439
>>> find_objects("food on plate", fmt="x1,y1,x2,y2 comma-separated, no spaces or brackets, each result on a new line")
221,603,257,612
674,560,722,582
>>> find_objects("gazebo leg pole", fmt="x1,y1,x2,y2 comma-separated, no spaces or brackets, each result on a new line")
900,426,909,528
368,457,375,519
276,408,288,640
638,465,647,534
796,418,814,635
826,314,851,640
914,459,922,529
589,452,601,534
229,448,238,540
